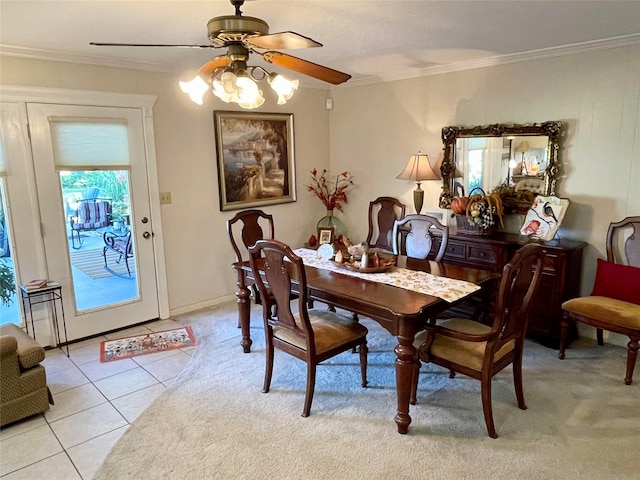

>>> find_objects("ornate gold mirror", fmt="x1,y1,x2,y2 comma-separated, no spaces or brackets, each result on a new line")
438,121,562,209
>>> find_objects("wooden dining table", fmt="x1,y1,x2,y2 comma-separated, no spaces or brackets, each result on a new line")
232,253,498,434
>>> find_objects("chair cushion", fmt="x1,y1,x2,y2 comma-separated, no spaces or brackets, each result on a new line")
427,318,515,372
591,259,640,305
274,309,367,355
0,324,46,369
562,296,640,329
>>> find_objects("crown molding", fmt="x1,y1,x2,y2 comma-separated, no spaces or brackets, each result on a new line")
344,33,640,87
3,33,640,89
0,44,181,73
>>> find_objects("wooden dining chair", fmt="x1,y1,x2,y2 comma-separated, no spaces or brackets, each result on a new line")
366,196,406,252
411,243,545,438
248,239,368,417
227,209,276,309
392,214,449,261
560,216,640,385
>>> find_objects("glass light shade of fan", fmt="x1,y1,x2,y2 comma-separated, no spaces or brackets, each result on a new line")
235,76,265,109
268,74,299,105
179,76,209,105
212,71,242,103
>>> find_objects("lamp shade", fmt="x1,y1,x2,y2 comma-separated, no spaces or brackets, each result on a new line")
396,152,440,214
515,141,530,153
396,153,441,182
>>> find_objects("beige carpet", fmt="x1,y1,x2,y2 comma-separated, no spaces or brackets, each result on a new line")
95,301,639,479
70,248,135,279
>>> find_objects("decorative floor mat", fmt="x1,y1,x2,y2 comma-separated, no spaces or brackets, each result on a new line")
100,326,196,362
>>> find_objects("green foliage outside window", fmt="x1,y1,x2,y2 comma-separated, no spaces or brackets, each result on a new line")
60,170,129,204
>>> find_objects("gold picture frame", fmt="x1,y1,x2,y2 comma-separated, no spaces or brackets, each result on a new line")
214,111,296,211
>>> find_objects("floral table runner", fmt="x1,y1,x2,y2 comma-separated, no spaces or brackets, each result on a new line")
294,248,480,303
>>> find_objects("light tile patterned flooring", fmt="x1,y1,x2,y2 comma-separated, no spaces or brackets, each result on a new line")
0,318,192,479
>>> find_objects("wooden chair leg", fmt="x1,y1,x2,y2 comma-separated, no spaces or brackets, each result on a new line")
410,359,420,405
359,341,368,387
302,363,317,417
262,337,274,394
624,337,639,385
481,373,497,439
558,314,570,359
513,350,527,410
597,328,604,346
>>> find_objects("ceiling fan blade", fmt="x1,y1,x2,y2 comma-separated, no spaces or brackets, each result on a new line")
196,55,231,77
262,51,351,85
90,42,219,49
245,31,322,50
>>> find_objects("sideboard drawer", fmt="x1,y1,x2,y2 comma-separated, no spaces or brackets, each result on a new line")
445,242,466,259
541,251,560,273
467,245,498,267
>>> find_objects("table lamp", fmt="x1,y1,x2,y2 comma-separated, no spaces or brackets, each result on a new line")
396,152,441,214
515,141,530,176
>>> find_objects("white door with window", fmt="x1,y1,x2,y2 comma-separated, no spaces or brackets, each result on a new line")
26,103,160,340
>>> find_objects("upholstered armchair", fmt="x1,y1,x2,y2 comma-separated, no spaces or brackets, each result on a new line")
1,324,53,427
411,244,545,438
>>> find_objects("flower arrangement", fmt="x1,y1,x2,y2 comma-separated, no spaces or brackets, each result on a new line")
305,169,354,212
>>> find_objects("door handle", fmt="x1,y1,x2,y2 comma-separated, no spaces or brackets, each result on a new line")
143,231,152,239
141,217,149,224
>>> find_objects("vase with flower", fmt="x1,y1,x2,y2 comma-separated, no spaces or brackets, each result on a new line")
305,168,354,241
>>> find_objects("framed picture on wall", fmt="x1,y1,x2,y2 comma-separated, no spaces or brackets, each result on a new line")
214,111,296,211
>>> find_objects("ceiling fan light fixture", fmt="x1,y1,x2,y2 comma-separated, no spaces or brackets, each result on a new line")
235,75,265,109
212,71,243,102
179,75,209,105
268,73,299,105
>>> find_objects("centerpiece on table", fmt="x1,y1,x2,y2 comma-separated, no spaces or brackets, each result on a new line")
305,168,354,242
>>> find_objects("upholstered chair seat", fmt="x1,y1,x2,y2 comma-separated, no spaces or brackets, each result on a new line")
563,297,640,330
424,318,516,371
274,310,369,355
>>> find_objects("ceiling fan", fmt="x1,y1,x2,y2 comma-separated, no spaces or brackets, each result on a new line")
91,0,350,107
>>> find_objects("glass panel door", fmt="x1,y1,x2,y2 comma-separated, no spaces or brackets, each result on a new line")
61,169,138,311
27,103,159,341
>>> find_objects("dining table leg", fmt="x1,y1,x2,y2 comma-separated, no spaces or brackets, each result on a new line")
394,331,419,434
236,272,252,353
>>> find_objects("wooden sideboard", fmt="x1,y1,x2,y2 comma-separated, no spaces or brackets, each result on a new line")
432,228,587,349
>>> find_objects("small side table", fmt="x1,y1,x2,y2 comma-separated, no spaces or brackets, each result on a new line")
19,282,69,356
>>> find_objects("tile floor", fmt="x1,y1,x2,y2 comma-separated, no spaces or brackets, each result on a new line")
0,317,194,479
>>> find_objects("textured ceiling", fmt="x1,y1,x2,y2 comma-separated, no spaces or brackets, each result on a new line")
1,1,639,86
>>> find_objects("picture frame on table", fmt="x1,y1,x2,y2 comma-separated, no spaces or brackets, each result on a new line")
318,227,334,245
214,111,296,211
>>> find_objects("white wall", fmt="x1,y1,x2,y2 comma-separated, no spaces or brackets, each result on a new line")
0,56,333,315
329,44,640,345
331,45,640,285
